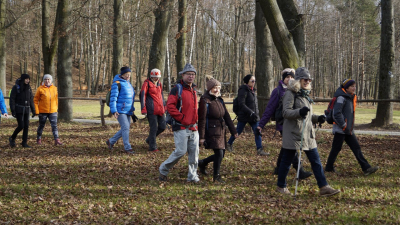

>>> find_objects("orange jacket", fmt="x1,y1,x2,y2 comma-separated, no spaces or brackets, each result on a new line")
34,84,58,114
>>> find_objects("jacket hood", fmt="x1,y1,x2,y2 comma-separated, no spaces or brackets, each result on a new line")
113,74,127,83
333,86,353,99
287,79,301,93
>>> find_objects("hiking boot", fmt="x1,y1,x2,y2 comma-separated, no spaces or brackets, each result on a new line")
125,149,135,154
149,149,159,153
21,143,31,148
226,143,233,153
37,139,42,145
276,186,292,195
298,168,313,180
54,139,63,146
198,160,208,175
364,166,379,176
213,174,225,183
319,185,340,197
105,139,113,150
273,167,279,175
9,137,16,148
159,173,167,182
257,147,270,156
145,138,149,144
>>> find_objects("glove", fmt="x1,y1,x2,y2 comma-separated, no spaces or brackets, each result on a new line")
255,128,262,137
32,113,36,118
318,115,326,124
299,107,310,118
250,113,258,122
131,114,138,123
12,112,16,118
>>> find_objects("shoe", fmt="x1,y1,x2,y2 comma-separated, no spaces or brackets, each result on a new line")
213,174,225,183
37,138,42,145
198,160,208,175
364,166,379,176
149,149,159,152
21,143,31,148
125,149,135,154
298,168,313,180
257,147,270,156
276,186,292,195
325,167,339,175
226,143,234,153
159,173,167,182
105,139,113,150
319,185,340,197
9,137,16,148
145,138,149,144
273,167,279,175
187,179,201,184
54,139,63,146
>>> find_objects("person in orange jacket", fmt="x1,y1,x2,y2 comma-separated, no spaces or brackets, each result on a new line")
34,74,62,145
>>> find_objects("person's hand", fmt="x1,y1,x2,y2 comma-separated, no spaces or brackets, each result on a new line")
32,113,36,118
199,139,205,145
250,112,258,122
2,113,8,119
318,115,326,124
12,112,16,118
234,134,239,139
131,114,138,123
113,112,119,119
257,126,262,133
299,107,310,118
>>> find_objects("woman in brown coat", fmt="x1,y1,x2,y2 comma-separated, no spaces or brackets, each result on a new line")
198,78,238,183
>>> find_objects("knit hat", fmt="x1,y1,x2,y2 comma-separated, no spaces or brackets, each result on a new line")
243,74,254,84
206,78,221,91
20,74,30,81
294,67,312,81
120,66,131,75
342,79,355,89
179,63,197,75
43,74,53,83
281,68,295,80
150,68,161,78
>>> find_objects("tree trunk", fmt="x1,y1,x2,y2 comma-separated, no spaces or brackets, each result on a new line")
112,0,124,75
147,0,173,77
0,0,6,95
374,0,394,126
176,0,187,74
42,0,58,76
57,0,73,121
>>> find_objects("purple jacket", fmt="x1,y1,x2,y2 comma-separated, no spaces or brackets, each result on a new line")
258,80,286,131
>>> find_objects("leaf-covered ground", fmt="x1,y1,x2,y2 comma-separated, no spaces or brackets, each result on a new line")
0,120,399,224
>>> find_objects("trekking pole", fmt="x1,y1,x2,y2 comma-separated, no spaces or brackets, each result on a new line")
294,118,306,198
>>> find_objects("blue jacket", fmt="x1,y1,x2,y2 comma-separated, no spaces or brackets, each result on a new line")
110,75,135,115
258,80,285,131
0,89,7,114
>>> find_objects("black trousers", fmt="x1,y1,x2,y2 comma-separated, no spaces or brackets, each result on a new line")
325,132,371,172
146,114,166,151
202,149,225,176
11,113,30,143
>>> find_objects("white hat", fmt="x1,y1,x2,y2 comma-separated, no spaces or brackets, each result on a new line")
42,74,53,86
150,69,161,78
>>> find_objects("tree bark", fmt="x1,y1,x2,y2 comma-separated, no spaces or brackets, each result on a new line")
112,0,124,75
42,0,58,76
176,0,187,74
374,0,394,126
0,0,6,95
57,0,73,121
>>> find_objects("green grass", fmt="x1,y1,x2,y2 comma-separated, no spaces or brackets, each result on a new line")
0,119,399,223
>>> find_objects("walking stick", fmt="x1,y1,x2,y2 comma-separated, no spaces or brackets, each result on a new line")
294,118,306,198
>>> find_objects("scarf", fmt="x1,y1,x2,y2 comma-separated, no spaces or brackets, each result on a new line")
299,89,314,104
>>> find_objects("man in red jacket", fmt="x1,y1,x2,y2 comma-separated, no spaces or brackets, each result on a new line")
159,63,200,183
140,68,166,152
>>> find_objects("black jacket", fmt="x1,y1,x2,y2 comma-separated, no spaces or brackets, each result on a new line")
9,78,35,115
237,84,259,123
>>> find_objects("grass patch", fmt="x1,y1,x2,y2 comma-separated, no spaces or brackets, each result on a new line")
1,119,399,223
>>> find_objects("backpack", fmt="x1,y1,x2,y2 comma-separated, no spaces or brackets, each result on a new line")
270,88,281,121
139,80,151,103
106,81,121,107
165,83,183,125
274,92,297,125
232,91,247,115
324,97,337,124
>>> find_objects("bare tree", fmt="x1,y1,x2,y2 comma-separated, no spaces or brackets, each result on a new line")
112,0,124,76
176,0,187,74
42,0,58,76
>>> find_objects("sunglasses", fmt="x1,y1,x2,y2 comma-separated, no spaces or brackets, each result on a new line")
250,80,256,83
303,79,312,83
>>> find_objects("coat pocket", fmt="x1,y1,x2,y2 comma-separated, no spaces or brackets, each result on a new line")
206,120,222,136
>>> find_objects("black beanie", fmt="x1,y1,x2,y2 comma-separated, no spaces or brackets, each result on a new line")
20,74,30,80
243,74,253,84
282,71,295,80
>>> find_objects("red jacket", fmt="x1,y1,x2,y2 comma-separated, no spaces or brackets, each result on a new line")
140,79,165,116
167,80,198,131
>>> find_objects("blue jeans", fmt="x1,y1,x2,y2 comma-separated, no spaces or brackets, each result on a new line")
37,113,59,139
277,148,328,188
228,121,262,149
109,114,131,151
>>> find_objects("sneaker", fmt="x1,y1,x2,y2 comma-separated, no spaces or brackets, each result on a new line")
364,166,379,176
145,138,149,144
276,186,292,195
198,160,208,175
149,149,159,152
105,139,113,150
257,147,270,156
37,139,42,145
9,137,16,148
125,149,135,154
319,185,340,197
159,173,168,182
226,143,234,153
187,179,201,184
213,174,225,183
54,139,63,146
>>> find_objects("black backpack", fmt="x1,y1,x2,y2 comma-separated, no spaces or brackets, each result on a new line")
165,83,183,125
232,92,247,115
274,92,297,125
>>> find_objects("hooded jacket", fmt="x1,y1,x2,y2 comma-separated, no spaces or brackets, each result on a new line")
9,78,35,115
236,84,259,123
140,78,166,116
258,80,286,131
109,74,135,115
0,89,7,115
332,87,356,135
281,79,319,151
34,84,58,114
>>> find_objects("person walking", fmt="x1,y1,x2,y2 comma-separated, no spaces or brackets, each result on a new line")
257,68,312,180
197,78,238,183
9,74,36,148
34,74,62,145
140,68,166,152
159,63,200,183
277,67,340,196
0,88,9,121
106,66,137,154
325,79,379,176
227,74,269,156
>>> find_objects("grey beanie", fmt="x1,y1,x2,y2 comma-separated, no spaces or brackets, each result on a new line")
179,63,197,75
294,67,312,81
43,74,53,83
